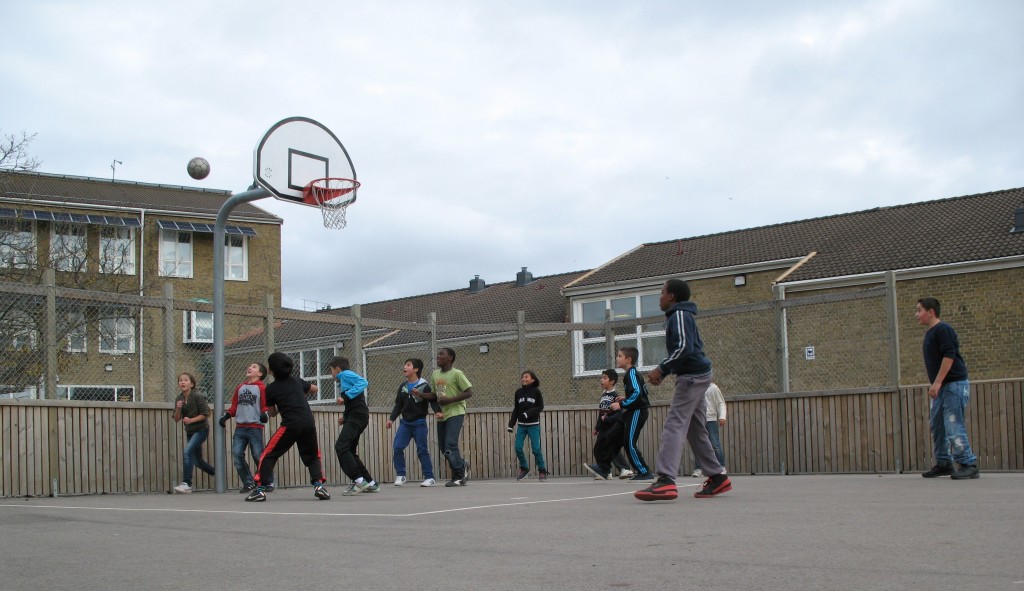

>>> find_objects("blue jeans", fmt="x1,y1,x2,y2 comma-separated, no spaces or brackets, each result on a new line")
437,414,466,478
182,428,215,486
930,380,977,466
232,427,270,486
694,420,726,470
393,418,434,479
515,424,546,471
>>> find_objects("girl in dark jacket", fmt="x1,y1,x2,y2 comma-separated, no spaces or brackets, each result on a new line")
507,370,547,481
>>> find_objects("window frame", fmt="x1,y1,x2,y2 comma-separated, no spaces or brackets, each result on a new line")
0,219,37,269
287,347,341,404
50,222,89,272
158,229,193,278
183,310,214,344
64,310,88,353
98,309,136,354
224,234,248,281
57,385,136,402
99,226,136,275
572,292,666,376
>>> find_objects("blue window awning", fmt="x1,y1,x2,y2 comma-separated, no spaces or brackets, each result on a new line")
156,220,256,236
0,208,141,227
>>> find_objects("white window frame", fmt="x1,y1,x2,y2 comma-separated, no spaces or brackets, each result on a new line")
98,310,136,354
99,226,136,275
572,292,666,376
0,385,38,400
50,222,89,272
183,310,213,343
0,220,36,269
159,230,193,278
64,311,88,353
288,347,340,404
57,385,135,402
224,235,248,281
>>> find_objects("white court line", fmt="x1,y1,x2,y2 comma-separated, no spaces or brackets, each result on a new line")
0,490,638,519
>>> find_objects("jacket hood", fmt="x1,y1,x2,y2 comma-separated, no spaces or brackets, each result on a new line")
666,301,699,316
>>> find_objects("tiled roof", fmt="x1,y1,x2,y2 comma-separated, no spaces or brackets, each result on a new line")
0,171,281,222
570,188,1024,288
228,269,590,350
330,269,587,325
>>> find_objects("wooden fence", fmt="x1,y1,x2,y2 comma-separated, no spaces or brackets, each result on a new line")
2,379,1021,497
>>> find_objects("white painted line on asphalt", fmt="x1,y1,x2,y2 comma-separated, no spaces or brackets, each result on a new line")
0,490,641,519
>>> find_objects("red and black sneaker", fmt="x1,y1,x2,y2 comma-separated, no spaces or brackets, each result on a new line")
634,475,678,501
694,473,732,498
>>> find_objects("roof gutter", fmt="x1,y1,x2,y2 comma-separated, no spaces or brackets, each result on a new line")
0,195,282,225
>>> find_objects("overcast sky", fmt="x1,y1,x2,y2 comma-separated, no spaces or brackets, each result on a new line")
4,1,1023,309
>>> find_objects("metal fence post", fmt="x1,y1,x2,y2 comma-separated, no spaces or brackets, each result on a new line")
517,310,527,374
885,270,904,472
428,312,437,371
773,284,789,474
352,304,363,375
163,282,175,403
44,269,57,399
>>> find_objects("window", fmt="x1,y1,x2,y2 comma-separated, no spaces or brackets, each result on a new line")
2,310,37,350
0,385,37,400
183,311,213,343
63,311,88,352
573,292,665,374
57,385,135,402
100,227,135,274
224,235,248,280
99,309,135,354
288,347,340,403
50,223,88,272
0,220,36,268
159,230,193,277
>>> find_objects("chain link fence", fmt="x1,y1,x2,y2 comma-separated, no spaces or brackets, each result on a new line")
0,278,894,406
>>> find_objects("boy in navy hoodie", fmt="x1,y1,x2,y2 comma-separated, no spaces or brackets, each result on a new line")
635,279,731,501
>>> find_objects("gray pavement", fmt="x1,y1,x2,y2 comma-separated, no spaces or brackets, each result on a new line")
1,473,1021,591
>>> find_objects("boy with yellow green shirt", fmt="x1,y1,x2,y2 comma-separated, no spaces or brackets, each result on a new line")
415,347,474,487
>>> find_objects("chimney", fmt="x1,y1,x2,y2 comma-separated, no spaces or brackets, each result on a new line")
1013,207,1024,234
515,266,534,287
468,275,486,293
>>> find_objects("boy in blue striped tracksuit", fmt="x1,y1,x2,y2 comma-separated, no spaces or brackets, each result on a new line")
585,346,653,481
635,279,732,501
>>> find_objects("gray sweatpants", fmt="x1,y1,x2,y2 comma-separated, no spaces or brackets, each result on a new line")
655,372,725,479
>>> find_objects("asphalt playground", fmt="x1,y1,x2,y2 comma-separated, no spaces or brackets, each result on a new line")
0,473,1021,591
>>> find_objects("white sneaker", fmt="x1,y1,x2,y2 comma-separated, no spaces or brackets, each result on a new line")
394,476,407,486
691,468,703,478
618,469,635,480
173,482,192,494
420,478,436,487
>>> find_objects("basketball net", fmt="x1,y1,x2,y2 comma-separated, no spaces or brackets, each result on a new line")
303,178,359,229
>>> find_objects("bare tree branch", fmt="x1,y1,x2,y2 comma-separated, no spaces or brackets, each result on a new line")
0,130,43,172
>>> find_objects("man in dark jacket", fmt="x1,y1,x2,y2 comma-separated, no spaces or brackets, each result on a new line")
635,279,732,501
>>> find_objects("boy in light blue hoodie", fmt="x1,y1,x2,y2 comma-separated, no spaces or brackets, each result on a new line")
328,356,378,495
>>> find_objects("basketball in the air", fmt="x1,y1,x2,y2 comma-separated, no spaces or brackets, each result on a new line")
187,157,210,180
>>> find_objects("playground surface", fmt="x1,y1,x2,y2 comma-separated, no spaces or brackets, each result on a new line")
1,473,1021,591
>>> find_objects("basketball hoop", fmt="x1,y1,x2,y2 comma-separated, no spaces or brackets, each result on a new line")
303,178,359,229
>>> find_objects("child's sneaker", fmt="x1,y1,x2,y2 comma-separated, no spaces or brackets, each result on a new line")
341,483,359,496
394,476,407,486
173,482,192,494
516,468,529,481
618,469,635,479
444,479,461,487
634,475,678,501
538,469,548,482
238,482,256,494
314,484,331,500
694,474,732,498
583,463,610,480
265,482,276,492
629,472,654,481
365,482,381,493
245,487,267,502
691,468,704,478
420,478,436,487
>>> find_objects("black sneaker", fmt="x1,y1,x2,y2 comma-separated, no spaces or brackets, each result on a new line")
444,479,461,488
694,473,732,498
629,472,655,482
583,463,610,480
922,464,954,478
950,465,980,480
634,475,678,501
313,484,331,500
239,482,256,494
516,468,529,481
538,469,548,482
245,487,267,502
